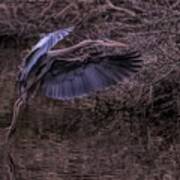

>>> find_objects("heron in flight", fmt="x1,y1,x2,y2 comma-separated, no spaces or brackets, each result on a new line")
7,27,142,140
18,27,142,100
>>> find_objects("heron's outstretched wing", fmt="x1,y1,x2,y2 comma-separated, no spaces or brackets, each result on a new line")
31,27,74,53
19,27,74,82
41,51,142,100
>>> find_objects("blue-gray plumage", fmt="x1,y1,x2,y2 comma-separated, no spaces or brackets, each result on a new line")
41,52,142,100
19,27,74,84
18,27,142,100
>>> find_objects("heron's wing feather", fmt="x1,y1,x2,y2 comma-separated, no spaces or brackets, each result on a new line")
20,27,74,81
41,51,142,100
32,27,74,52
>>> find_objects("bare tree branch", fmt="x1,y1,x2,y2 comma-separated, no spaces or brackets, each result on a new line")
106,0,136,17
40,0,55,17
48,39,127,58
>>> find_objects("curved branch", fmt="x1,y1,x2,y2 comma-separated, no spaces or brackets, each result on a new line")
40,0,55,17
106,0,136,17
6,94,27,142
48,39,127,57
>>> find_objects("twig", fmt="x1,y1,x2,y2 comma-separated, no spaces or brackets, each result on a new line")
152,66,177,86
7,153,16,180
0,4,11,19
0,20,15,32
40,0,55,17
106,0,136,17
55,3,75,19
171,0,180,9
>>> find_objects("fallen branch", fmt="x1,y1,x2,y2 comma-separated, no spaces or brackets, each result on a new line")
0,4,11,18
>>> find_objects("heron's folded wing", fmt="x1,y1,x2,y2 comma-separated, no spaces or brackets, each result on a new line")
41,51,142,100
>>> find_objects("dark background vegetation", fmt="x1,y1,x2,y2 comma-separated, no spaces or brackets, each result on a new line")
0,0,180,179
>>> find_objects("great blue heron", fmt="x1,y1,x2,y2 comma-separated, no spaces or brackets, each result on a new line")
18,27,142,100
7,26,142,140
6,28,143,174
